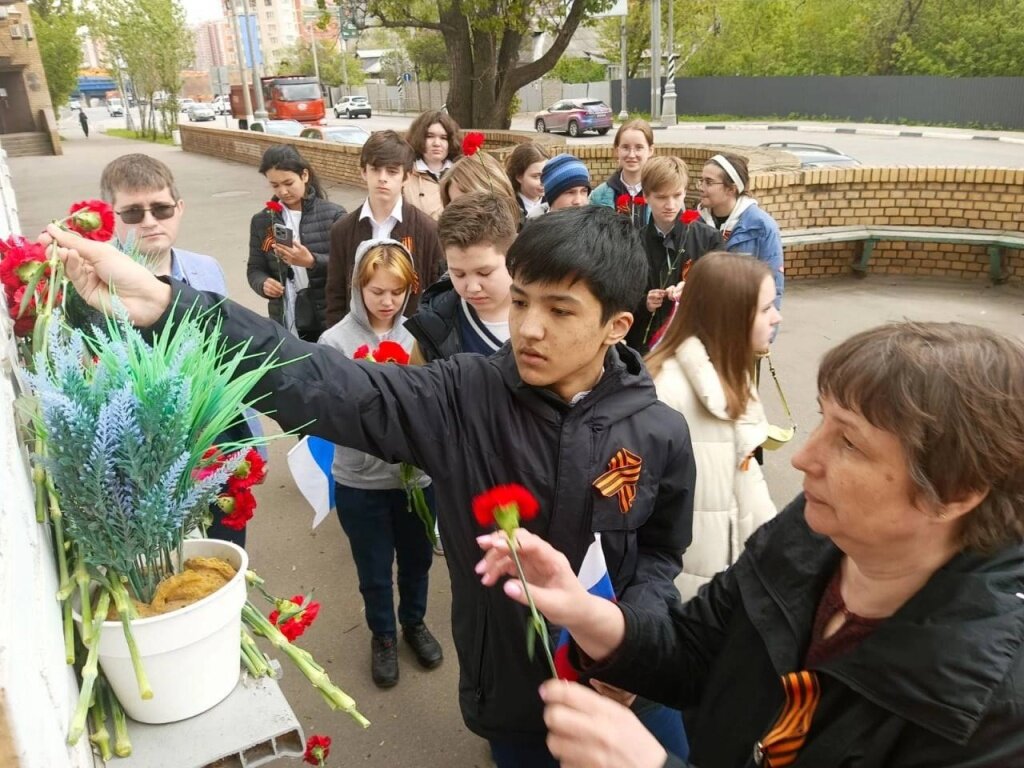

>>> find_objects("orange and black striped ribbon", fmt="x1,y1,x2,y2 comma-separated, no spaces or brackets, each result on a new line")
593,448,642,514
261,229,275,252
755,671,821,767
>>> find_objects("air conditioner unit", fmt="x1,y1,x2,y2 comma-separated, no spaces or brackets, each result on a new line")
9,24,23,40
0,9,8,20
24,23,32,40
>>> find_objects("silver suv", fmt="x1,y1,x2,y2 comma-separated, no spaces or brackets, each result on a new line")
334,95,371,119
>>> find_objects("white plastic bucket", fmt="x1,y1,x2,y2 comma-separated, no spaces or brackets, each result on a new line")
92,539,248,724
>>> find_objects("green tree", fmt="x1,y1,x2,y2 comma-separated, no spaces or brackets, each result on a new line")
550,56,606,83
319,0,616,128
29,0,81,109
405,31,449,81
278,39,366,86
86,0,193,139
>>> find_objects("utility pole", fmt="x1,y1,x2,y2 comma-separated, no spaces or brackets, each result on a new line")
661,0,677,126
227,0,253,127
310,23,320,82
650,0,661,121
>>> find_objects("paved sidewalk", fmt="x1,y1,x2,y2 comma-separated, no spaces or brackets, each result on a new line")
9,132,1024,767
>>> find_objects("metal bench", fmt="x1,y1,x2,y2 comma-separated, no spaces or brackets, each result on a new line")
779,225,1023,283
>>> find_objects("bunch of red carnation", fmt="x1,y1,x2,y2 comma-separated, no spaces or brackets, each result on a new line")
0,200,113,337
269,594,321,641
615,193,646,215
198,446,268,530
353,340,410,365
0,236,53,336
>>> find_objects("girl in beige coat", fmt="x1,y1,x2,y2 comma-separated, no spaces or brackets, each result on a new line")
403,110,462,220
646,251,783,600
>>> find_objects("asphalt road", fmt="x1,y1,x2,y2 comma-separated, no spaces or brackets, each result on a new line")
62,105,1024,168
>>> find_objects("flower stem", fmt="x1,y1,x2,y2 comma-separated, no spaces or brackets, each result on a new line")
109,578,153,700
507,539,558,679
75,556,93,647
242,602,370,728
88,673,112,761
104,672,132,757
68,591,109,745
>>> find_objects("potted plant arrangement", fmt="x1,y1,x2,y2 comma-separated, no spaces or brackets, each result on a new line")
0,200,368,760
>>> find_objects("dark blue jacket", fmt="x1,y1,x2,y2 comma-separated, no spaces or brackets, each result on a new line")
155,282,696,743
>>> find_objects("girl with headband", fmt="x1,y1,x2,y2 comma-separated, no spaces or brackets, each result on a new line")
697,153,784,312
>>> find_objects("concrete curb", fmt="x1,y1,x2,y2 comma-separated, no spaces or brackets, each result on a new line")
681,122,1024,145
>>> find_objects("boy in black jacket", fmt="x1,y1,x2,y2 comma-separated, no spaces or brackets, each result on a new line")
406,192,519,363
50,206,697,767
627,156,724,355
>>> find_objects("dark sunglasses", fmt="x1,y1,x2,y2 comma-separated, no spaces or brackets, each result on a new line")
116,203,177,224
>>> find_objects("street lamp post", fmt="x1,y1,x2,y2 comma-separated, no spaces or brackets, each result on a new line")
661,0,677,126
650,0,661,121
227,0,253,127
618,15,628,121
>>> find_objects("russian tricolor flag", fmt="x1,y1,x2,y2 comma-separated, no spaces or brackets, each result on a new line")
287,436,337,528
553,534,617,681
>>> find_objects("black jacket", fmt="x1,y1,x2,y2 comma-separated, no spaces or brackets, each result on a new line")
156,282,696,743
403,276,462,362
587,496,1024,768
246,195,346,335
626,219,724,355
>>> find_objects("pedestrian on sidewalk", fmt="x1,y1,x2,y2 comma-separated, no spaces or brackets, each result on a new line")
79,109,89,138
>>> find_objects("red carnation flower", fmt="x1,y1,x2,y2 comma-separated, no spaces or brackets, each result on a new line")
67,200,115,241
372,340,410,365
634,195,646,207
0,236,49,294
265,200,284,213
270,594,321,641
680,209,700,224
353,344,371,360
472,484,539,534
303,734,331,766
228,448,267,492
462,131,485,157
216,487,257,530
10,284,39,336
615,193,630,213
195,446,227,481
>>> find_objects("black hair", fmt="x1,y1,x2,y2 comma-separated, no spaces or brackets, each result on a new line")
507,206,645,323
258,144,326,200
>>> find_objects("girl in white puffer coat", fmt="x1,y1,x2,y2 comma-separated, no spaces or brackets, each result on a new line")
645,251,783,601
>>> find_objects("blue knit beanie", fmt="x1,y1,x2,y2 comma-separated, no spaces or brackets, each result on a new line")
542,153,591,205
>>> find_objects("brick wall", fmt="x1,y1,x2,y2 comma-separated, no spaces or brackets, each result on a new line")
0,2,60,151
181,126,1022,286
754,167,1024,285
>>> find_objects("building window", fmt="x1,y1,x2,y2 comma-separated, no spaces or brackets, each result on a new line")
264,0,272,5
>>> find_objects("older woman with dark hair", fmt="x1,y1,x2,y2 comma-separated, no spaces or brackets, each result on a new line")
403,110,462,220
478,321,1024,768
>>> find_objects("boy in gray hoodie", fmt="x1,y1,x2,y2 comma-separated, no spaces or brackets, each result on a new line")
317,238,441,689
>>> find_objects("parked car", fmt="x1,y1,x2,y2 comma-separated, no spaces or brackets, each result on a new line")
186,102,216,122
759,142,861,168
333,95,371,119
179,98,196,113
68,99,81,112
107,98,124,117
212,96,230,115
300,125,370,146
534,98,613,137
250,119,305,137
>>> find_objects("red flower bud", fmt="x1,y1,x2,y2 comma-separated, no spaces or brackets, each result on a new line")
67,200,115,241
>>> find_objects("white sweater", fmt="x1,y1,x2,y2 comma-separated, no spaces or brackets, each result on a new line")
654,336,777,601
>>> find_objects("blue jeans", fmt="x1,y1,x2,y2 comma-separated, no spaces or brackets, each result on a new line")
488,703,688,767
636,702,689,762
489,739,558,768
336,484,435,637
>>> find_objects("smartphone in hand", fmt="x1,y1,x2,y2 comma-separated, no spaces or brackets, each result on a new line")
273,222,294,248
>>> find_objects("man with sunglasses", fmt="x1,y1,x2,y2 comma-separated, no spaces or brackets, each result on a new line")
99,153,228,295
98,152,261,543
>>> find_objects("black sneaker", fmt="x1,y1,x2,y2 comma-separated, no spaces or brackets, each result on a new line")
402,623,443,669
371,634,399,688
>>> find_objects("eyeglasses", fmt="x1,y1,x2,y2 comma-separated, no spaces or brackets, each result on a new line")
696,178,726,188
115,203,178,224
